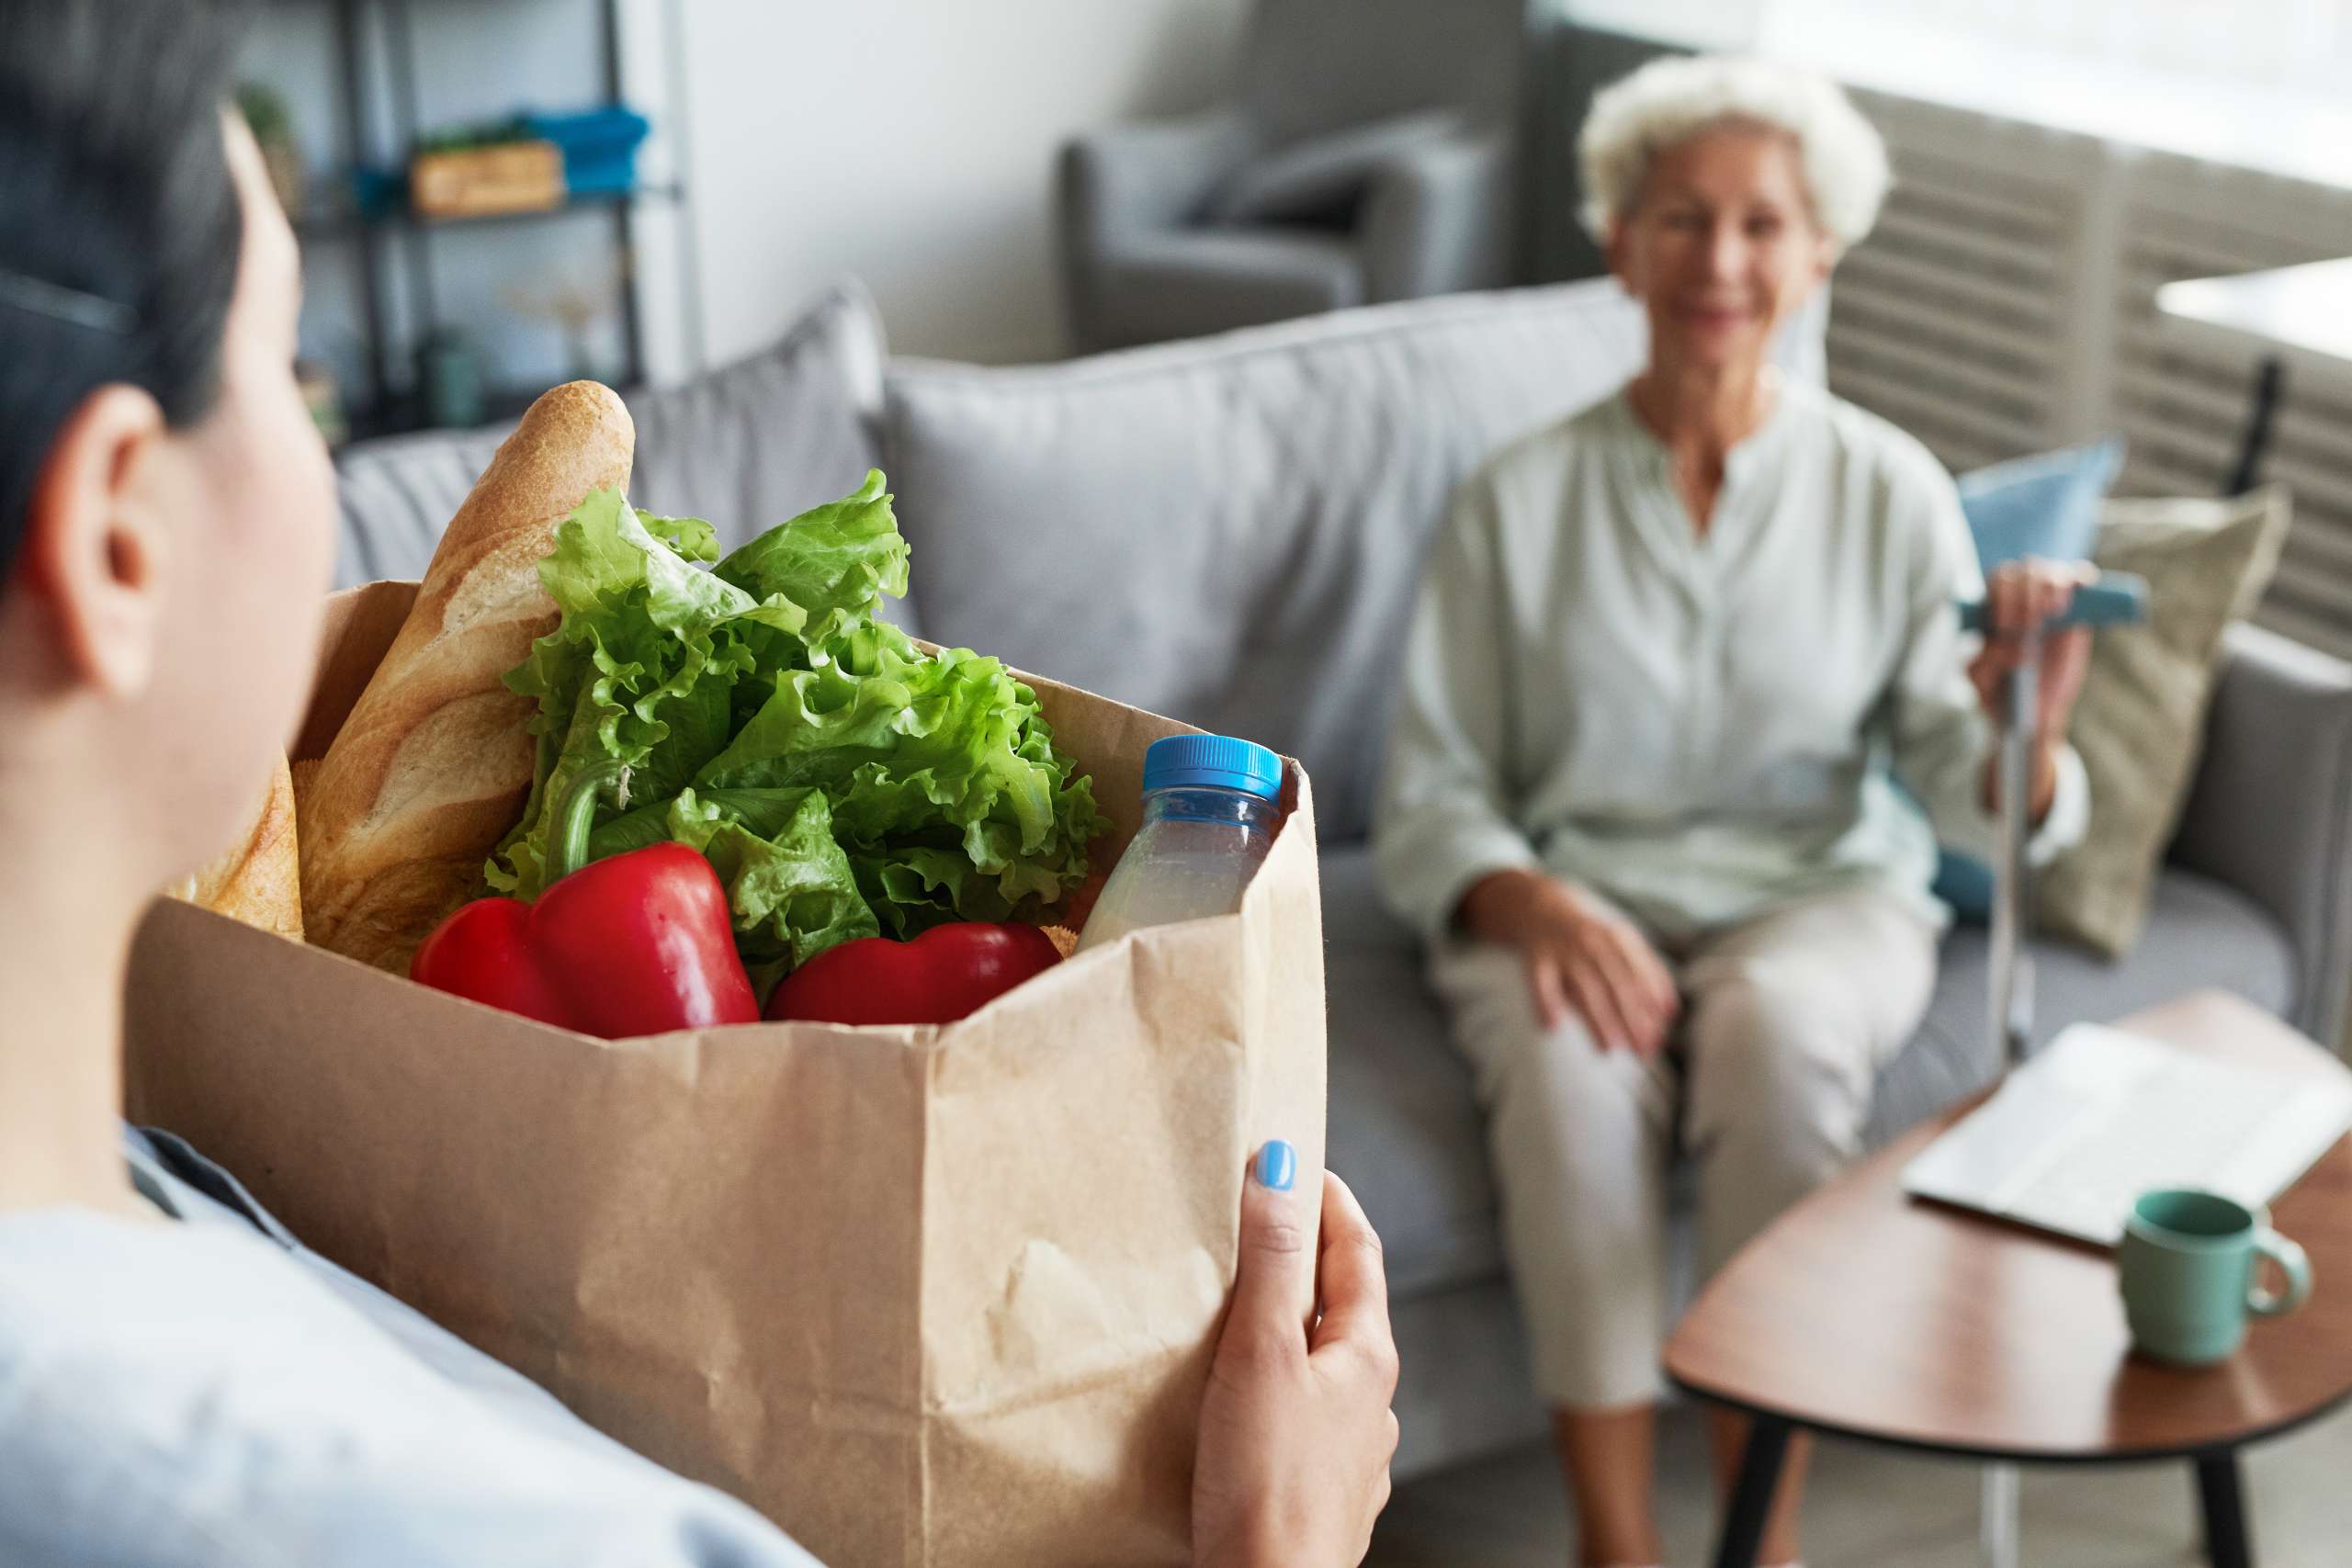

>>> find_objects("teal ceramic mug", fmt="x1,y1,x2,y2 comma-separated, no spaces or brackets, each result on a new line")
2118,1189,2313,1367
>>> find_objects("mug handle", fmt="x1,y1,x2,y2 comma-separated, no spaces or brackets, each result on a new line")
2249,1228,2313,1317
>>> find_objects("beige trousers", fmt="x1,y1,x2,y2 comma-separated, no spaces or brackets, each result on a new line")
1430,887,1939,1410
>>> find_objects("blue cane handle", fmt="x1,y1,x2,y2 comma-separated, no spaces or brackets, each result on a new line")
1958,573,2148,635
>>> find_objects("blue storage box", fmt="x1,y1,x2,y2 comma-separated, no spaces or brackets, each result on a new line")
521,106,651,196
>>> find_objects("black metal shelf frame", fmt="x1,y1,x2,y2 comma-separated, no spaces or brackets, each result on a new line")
312,0,699,438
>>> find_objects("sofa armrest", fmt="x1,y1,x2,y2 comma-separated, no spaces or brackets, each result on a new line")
1358,129,1516,303
2170,621,2352,1047
1057,107,1254,254
1057,107,1256,352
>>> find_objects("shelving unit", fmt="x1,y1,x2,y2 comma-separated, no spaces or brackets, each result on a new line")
291,183,689,243
292,0,698,441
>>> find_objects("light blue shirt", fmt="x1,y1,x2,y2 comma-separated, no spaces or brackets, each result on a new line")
0,1128,825,1567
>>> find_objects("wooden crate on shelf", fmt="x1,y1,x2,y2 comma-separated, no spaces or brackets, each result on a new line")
409,140,564,219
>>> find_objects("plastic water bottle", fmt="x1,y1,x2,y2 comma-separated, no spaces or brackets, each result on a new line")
1075,735,1283,953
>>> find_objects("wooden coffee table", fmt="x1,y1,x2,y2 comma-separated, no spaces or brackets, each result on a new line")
1666,991,2352,1568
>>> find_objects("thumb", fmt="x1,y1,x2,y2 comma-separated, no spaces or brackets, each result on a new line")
1228,1140,1314,1350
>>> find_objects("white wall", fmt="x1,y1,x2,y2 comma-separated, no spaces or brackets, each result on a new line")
243,0,1250,410
673,0,1250,367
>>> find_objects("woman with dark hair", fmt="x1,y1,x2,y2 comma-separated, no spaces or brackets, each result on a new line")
0,5,1397,1563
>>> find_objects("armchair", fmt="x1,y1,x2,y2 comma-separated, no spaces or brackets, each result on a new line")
1057,0,1531,351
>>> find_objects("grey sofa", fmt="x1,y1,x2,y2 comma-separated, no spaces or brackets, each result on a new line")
335,277,2352,1485
1056,0,1530,353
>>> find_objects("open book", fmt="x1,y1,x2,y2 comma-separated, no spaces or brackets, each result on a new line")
1903,1022,2352,1246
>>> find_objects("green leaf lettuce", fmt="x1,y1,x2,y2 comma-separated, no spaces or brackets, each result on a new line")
487,469,1102,993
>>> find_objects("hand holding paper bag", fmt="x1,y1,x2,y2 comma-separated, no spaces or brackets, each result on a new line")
1193,1149,1401,1568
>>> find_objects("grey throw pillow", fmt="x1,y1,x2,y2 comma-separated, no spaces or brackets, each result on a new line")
2039,485,2290,956
1203,110,1463,226
628,279,887,554
333,279,887,587
333,423,507,589
880,280,1843,840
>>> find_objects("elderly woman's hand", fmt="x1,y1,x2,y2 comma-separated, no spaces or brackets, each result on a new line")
1458,869,1679,1055
1967,557,2094,822
1193,1156,1399,1568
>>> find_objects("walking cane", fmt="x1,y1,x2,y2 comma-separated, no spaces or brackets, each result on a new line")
1957,570,2147,1568
1959,574,2148,1072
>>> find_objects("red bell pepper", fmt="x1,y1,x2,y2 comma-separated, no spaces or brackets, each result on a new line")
765,921,1062,1027
411,760,759,1038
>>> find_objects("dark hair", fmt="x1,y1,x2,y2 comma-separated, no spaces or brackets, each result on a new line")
0,0,248,579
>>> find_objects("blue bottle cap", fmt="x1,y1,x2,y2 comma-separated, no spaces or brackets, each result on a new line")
1143,734,1282,799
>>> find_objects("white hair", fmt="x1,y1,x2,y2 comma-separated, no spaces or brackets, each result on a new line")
1577,55,1891,254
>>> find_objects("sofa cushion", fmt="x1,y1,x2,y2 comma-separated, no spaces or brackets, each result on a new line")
1324,838,2300,1302
626,279,888,555
2037,490,2291,958
1870,867,2296,1145
1322,843,1503,1299
333,280,887,588
333,423,506,589
886,283,1841,839
1956,436,2125,570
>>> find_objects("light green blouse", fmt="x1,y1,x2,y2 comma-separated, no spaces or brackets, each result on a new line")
1373,378,2088,946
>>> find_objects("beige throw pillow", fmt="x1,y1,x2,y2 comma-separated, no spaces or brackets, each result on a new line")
2038,485,2290,956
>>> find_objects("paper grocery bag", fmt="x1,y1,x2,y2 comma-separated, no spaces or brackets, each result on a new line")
123,581,1328,1567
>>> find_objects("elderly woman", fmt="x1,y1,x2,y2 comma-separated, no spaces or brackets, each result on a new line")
1373,55,2093,1568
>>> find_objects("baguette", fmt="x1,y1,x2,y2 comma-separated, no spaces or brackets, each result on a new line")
166,751,303,940
300,381,633,972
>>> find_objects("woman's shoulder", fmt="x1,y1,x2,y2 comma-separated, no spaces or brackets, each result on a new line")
1781,383,1973,585
1781,378,1955,501
0,1204,816,1565
1458,385,1634,502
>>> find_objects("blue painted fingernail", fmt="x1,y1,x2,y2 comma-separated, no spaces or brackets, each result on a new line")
1255,1140,1296,1191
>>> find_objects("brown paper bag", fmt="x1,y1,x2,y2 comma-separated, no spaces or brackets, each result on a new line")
124,581,1328,1567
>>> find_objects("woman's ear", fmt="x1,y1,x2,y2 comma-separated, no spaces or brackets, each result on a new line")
22,383,171,699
